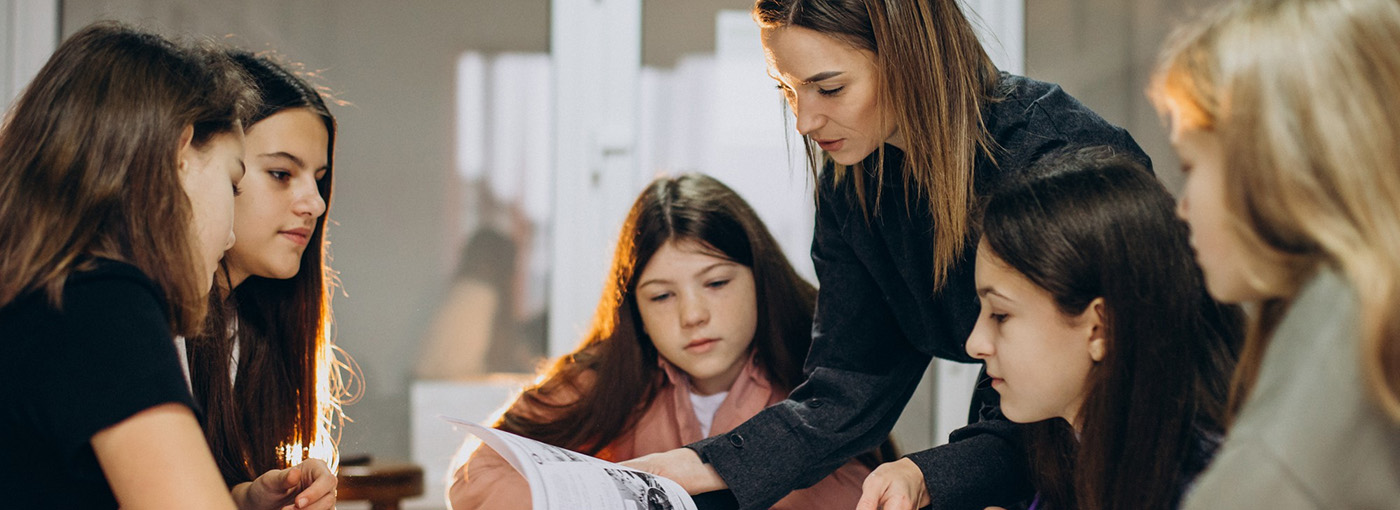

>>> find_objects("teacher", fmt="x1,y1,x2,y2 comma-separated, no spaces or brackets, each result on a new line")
626,1,1149,509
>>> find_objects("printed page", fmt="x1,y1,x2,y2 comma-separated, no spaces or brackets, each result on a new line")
443,417,698,510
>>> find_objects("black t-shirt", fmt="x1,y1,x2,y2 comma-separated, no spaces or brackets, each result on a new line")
0,260,196,509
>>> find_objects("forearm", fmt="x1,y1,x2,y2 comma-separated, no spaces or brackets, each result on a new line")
693,356,929,509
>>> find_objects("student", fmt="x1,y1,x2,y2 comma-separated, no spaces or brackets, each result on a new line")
1150,0,1400,507
184,51,341,510
626,1,1150,509
0,22,251,509
966,148,1242,510
448,174,886,510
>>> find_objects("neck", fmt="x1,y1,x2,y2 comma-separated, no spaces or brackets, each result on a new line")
225,265,250,289
885,131,906,152
690,359,746,396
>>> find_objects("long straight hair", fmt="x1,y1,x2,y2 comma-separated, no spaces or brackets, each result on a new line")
1151,0,1400,423
978,147,1243,510
188,51,345,484
753,0,1000,290
0,21,252,333
498,174,817,456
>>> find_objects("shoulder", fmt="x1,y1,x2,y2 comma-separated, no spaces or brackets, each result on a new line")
981,73,1150,180
505,367,601,422
2,258,168,335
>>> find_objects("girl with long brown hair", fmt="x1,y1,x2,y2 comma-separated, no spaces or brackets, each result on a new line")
0,21,250,509
626,1,1150,509
448,174,887,510
967,148,1241,510
1152,0,1400,506
183,51,345,510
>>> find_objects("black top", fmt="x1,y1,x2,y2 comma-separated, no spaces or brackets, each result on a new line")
690,74,1151,510
0,260,196,509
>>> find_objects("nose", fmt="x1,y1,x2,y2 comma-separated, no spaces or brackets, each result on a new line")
1175,194,1189,222
293,177,327,218
224,229,237,251
792,93,826,137
679,293,709,329
965,314,993,360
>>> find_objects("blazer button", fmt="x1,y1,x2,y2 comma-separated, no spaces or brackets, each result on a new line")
728,433,745,448
807,398,823,408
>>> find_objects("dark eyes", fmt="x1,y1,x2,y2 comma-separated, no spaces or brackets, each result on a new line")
990,313,1008,324
269,170,292,182
232,183,243,197
774,84,844,97
648,293,672,303
706,279,730,289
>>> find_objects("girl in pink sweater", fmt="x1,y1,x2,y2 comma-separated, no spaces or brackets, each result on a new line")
449,173,890,510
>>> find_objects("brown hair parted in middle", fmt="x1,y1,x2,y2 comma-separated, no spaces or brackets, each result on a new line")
753,0,1001,290
188,50,350,486
0,21,254,334
498,174,816,455
978,147,1243,510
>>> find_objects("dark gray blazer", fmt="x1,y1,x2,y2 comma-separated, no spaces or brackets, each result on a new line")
689,74,1151,510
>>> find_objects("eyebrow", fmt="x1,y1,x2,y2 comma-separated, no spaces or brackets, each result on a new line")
258,151,305,168
802,71,844,84
637,261,737,289
976,286,1011,300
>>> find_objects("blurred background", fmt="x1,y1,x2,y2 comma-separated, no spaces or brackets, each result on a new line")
1,0,1222,507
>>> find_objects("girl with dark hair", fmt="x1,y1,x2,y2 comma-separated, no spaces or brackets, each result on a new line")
448,174,887,510
627,1,1150,509
0,21,251,509
183,51,343,510
966,148,1241,510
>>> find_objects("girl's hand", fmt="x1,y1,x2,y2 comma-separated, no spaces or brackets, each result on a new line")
855,457,929,510
234,459,337,510
621,448,728,494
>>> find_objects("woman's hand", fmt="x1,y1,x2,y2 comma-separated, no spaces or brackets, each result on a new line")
621,448,728,494
855,457,929,510
233,459,337,510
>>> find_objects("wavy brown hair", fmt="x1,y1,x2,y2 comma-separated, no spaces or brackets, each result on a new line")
0,21,252,332
499,174,822,456
754,0,1000,290
979,148,1242,510
188,51,348,485
1151,0,1400,423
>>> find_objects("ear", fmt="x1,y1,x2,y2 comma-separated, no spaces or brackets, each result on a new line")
1084,297,1108,362
176,124,196,172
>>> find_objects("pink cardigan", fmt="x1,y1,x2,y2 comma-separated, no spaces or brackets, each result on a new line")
448,356,871,509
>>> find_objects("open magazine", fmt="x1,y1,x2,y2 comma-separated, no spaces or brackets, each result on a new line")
444,417,698,510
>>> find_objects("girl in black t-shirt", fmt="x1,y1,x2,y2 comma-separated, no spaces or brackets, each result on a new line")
0,22,307,510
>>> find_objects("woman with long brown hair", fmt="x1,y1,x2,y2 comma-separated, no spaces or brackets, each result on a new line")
0,21,250,509
967,147,1241,510
184,50,345,510
448,174,887,510
626,1,1150,509
1153,0,1400,506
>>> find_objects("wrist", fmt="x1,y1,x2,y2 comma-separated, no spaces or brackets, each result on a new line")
229,481,253,510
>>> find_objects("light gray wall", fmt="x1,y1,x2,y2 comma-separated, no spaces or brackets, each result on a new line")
63,0,549,462
1025,0,1224,192
642,0,752,68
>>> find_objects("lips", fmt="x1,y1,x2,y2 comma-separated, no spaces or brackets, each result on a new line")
815,138,844,152
685,338,721,352
280,227,312,246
